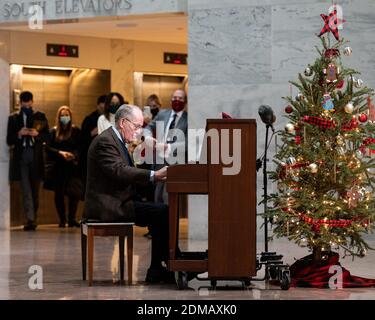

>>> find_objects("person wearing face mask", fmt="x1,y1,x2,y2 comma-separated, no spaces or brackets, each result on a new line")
143,94,162,127
84,105,174,283
97,92,125,135
44,106,82,228
7,91,49,231
144,88,188,204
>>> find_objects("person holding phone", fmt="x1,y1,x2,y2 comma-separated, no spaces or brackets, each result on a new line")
7,91,49,231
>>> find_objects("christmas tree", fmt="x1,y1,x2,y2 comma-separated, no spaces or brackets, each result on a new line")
269,8,375,263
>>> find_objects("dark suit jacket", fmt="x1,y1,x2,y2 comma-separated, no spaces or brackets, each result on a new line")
80,110,100,176
6,110,49,181
83,127,150,222
144,109,188,168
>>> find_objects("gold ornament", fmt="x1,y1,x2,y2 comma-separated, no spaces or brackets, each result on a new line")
345,102,354,114
336,135,344,145
285,123,295,134
296,93,305,102
309,163,318,174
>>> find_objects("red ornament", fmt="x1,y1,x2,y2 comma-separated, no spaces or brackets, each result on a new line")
285,105,293,114
359,113,368,123
324,48,340,59
336,79,344,89
318,9,346,41
312,224,321,233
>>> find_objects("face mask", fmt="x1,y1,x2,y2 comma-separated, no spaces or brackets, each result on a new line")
151,107,159,118
60,116,71,126
21,107,33,116
171,100,185,112
109,103,120,114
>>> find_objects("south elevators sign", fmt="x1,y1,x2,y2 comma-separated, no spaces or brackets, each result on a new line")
2,0,133,19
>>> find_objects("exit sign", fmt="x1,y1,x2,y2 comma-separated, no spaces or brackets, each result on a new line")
164,52,187,65
47,44,79,58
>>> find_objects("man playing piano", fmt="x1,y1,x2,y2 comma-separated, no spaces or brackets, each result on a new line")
83,104,173,283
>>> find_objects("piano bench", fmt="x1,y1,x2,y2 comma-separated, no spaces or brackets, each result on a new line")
81,221,134,286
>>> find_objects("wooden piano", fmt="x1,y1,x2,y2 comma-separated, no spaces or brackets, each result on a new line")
167,119,257,282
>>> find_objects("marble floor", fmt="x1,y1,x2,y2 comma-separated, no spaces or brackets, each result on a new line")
0,219,375,300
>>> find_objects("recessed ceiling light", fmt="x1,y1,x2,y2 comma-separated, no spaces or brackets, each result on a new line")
116,23,138,28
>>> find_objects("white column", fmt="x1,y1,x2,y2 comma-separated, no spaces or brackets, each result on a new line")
0,31,10,230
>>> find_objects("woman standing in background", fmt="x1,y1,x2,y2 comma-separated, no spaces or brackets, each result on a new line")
45,106,82,228
97,92,125,134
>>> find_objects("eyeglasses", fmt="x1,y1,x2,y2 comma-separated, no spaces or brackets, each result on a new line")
124,118,143,130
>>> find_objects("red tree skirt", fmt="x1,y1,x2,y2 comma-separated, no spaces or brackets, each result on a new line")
290,251,375,288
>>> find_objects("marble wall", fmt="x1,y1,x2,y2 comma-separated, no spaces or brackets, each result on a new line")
111,39,136,103
0,30,10,230
188,0,375,241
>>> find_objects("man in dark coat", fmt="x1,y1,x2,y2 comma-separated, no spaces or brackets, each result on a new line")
7,91,49,230
84,104,172,283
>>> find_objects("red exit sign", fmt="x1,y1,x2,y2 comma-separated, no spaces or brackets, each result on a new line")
164,52,187,65
47,44,79,58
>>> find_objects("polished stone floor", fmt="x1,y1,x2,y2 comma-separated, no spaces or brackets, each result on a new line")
1,219,375,300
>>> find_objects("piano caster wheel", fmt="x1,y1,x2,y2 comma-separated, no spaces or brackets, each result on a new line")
175,272,188,290
269,266,278,280
242,279,251,287
280,271,291,291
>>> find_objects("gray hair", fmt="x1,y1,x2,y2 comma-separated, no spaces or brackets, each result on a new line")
115,104,140,129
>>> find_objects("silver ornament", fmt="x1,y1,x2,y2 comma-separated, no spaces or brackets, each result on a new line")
304,67,313,77
309,163,318,174
343,47,353,56
354,78,364,88
286,157,296,166
296,93,305,102
359,248,367,257
337,147,346,156
358,187,366,201
285,123,295,134
356,150,364,159
345,102,354,114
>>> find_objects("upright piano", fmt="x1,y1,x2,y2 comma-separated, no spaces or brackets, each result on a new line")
167,119,257,279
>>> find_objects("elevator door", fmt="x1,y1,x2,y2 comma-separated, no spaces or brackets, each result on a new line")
10,67,110,226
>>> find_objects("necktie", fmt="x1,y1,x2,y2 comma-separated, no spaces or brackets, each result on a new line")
118,139,134,167
169,114,177,130
166,114,178,144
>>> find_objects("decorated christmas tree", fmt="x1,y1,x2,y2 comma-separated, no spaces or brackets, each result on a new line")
269,8,375,264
